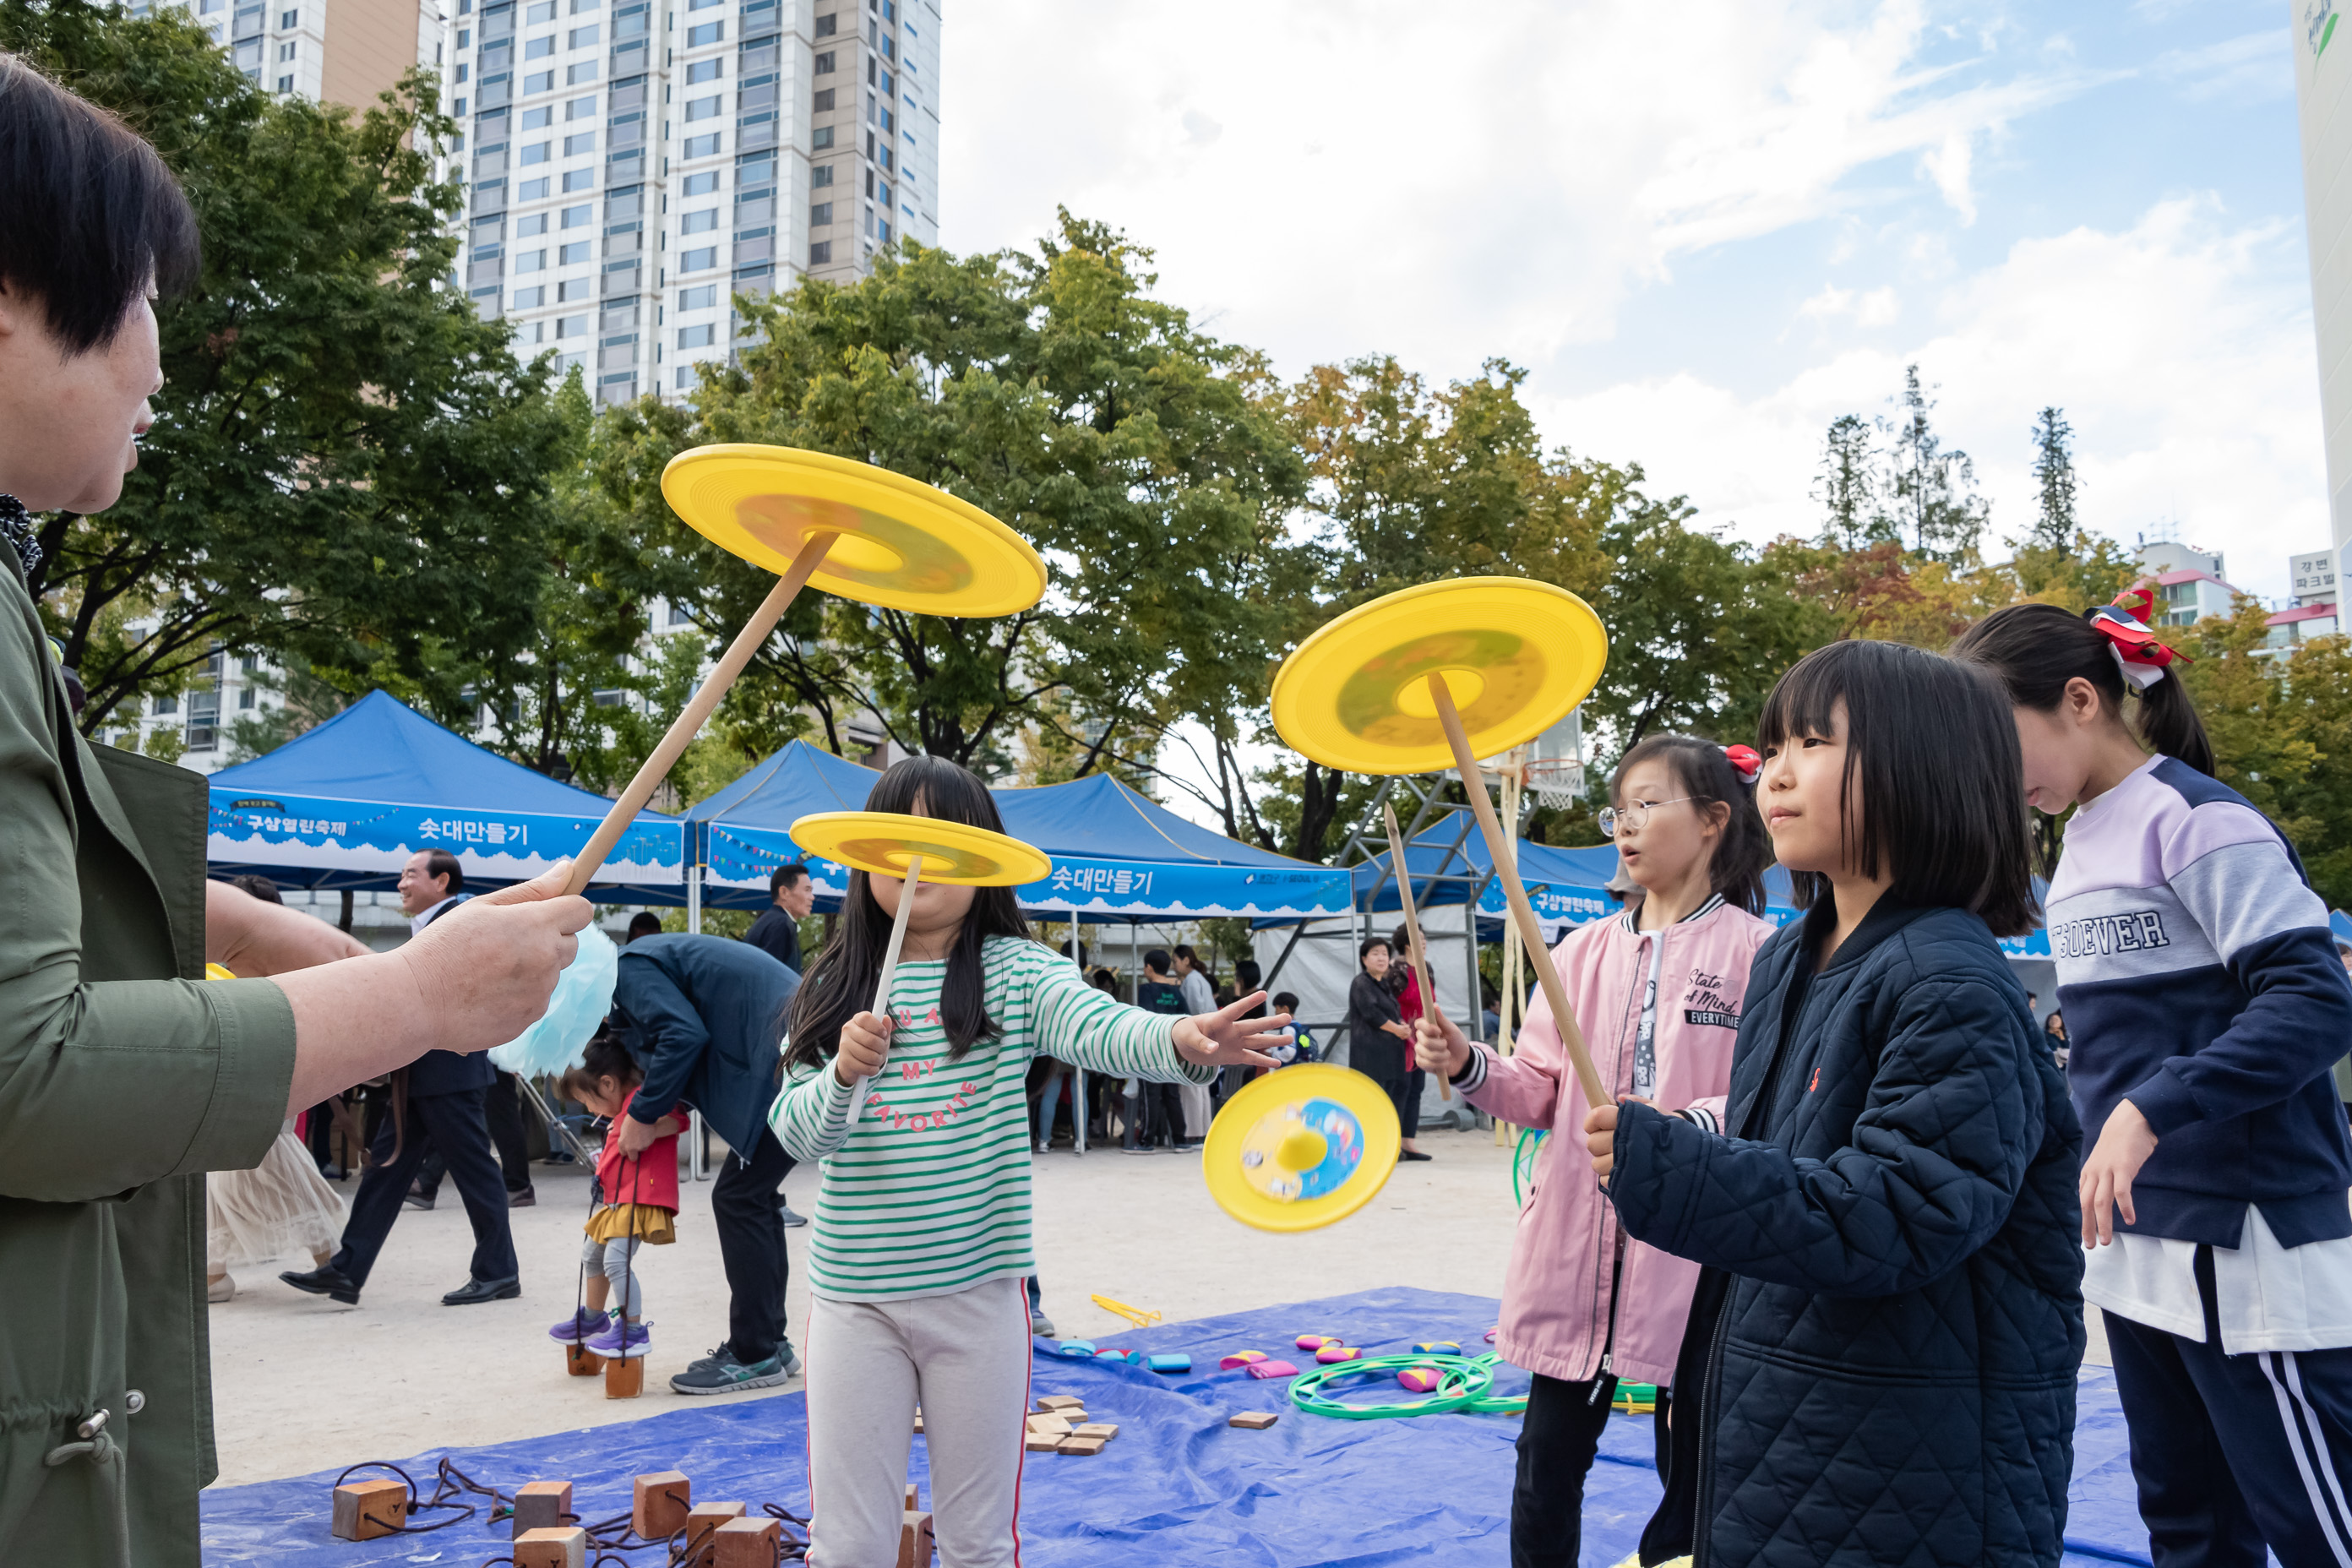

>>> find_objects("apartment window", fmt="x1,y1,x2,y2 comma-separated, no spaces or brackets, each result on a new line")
687,19,721,44
239,686,257,710
458,24,470,42
675,366,697,389
682,246,716,270
678,324,714,349
520,140,550,165
808,239,831,265
525,33,553,57
736,190,773,224
879,218,892,243
561,202,592,227
810,201,831,226
684,132,720,156
567,23,597,46
516,248,547,270
519,176,551,199
685,94,721,121
567,60,597,83
525,69,553,91
565,93,596,119
606,184,643,219
678,284,717,309
562,167,594,190
814,50,834,73
879,69,891,95
558,313,589,337
570,0,598,11
521,104,552,128
277,40,296,58
683,171,718,195
186,689,218,751
279,6,297,22
813,88,835,112
609,75,645,109
672,208,711,234
812,163,833,188
455,94,469,113
879,144,892,172
814,10,834,33
513,284,547,307
560,240,591,264
275,73,293,90
881,33,893,59
812,125,833,149
879,179,891,206
525,0,554,16
152,693,178,716
558,277,593,301
564,130,595,154
687,57,721,83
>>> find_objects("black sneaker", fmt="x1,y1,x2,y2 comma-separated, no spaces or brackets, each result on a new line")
671,1342,801,1396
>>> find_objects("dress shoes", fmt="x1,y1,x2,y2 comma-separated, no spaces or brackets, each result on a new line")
279,1263,361,1305
443,1275,521,1306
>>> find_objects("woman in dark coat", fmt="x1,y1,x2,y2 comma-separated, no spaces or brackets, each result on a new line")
1591,641,2084,1567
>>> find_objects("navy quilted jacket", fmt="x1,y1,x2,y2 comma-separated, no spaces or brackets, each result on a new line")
1609,899,2085,1567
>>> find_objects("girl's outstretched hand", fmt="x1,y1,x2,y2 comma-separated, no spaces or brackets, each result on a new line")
2080,1097,2159,1247
1173,992,1288,1070
834,1010,893,1087
1414,1004,1470,1078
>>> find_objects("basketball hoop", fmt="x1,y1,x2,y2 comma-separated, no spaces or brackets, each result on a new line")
1522,755,1583,808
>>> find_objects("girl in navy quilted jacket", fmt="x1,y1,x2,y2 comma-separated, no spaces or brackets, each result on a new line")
1957,596,2352,1568
1592,640,2084,1568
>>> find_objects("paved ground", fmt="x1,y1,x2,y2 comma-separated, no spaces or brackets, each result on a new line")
204,1120,2111,1489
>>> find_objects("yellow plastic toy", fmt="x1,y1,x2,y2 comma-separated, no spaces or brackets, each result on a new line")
1088,1294,1163,1329
1202,1064,1402,1233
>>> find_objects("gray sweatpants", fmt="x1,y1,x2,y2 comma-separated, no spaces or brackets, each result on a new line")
804,1274,1031,1568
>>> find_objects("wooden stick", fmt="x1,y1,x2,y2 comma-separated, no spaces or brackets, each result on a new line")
847,852,923,1126
1427,677,1609,1108
563,531,836,896
1381,802,1449,1101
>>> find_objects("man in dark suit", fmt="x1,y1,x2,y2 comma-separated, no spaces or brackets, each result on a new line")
279,849,522,1306
610,933,801,1394
742,862,814,972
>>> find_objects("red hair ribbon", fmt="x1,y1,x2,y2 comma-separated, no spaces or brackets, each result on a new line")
2087,588,2189,691
1723,744,1762,781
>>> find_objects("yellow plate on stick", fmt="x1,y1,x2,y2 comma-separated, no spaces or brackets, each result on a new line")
787,811,1052,887
661,444,1047,618
1270,578,1607,776
1203,1065,1402,1233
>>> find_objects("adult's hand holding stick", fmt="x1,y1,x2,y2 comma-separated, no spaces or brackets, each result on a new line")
1381,801,1450,1102
1426,676,1608,1108
562,531,836,896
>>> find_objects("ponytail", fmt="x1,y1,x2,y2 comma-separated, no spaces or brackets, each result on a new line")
1950,600,2215,777
1609,733,1771,917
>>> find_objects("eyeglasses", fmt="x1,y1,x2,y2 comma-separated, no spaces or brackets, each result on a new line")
1598,797,1694,839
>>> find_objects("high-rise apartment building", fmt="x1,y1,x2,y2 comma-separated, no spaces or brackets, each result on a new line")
138,0,440,109
458,0,939,402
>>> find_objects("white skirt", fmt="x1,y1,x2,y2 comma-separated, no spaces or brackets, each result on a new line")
207,1120,346,1270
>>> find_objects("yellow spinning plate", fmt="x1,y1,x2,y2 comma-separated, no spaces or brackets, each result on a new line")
1204,1065,1402,1233
1270,577,1607,776
787,812,1052,887
662,444,1046,618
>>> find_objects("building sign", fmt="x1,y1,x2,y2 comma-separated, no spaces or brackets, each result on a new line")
2294,548,2338,602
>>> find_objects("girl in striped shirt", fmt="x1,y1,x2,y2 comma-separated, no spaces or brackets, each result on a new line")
770,756,1286,1568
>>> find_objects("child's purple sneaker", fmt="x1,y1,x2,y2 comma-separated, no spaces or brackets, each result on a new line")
547,1308,608,1345
587,1318,651,1358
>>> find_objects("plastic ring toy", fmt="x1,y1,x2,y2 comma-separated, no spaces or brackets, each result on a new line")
1512,1127,1549,1208
1288,1353,1494,1420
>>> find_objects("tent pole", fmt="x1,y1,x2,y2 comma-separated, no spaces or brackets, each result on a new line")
687,864,703,936
1070,904,1086,1157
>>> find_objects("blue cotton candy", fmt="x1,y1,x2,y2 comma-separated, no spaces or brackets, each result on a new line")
487,922,618,1075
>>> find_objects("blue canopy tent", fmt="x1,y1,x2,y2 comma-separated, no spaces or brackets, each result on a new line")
689,740,890,912
206,690,689,904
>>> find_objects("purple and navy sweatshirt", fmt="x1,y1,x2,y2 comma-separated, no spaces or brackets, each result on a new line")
2050,754,2352,1250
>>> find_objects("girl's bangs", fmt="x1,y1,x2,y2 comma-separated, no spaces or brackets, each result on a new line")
1756,645,1851,749
864,754,1010,834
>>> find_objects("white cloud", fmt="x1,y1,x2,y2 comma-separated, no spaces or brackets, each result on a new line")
1919,130,1979,225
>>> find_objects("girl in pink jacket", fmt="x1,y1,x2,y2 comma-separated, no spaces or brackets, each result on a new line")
1418,734,1774,1568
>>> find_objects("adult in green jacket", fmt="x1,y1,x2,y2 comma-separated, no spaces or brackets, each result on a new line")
0,58,594,1565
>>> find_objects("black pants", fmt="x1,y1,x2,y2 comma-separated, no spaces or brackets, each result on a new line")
2108,1246,2352,1567
330,1086,517,1291
415,1070,533,1197
1401,1066,1424,1139
711,1127,796,1364
1513,1370,1672,1568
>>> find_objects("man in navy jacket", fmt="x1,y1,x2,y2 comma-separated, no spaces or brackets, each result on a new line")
610,933,802,1394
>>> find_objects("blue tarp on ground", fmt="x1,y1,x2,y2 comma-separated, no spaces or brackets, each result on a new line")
200,1287,2163,1567
206,691,688,903
689,743,1353,923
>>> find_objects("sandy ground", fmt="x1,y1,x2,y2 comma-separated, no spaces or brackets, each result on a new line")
204,1121,2111,1489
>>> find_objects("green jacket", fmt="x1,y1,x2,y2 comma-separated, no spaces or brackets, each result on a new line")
0,543,297,1565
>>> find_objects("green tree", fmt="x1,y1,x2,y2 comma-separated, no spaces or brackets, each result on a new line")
1813,412,1885,548
2027,407,2077,552
1882,365,1988,564
2009,407,2137,608
4,0,563,734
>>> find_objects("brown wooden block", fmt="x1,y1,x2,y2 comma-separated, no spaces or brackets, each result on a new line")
1035,1395,1085,1413
686,1500,747,1550
633,1471,691,1538
1024,1413,1072,1436
1056,1435,1107,1456
1023,1431,1063,1452
896,1509,935,1568
565,1343,604,1376
1072,1423,1118,1440
605,1356,645,1399
1228,1410,1280,1429
330,1478,408,1541
903,1483,920,1510
712,1515,781,1566
513,1480,574,1537
514,1527,587,1568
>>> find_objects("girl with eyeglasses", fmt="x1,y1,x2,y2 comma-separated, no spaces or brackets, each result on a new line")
1414,733,1772,1568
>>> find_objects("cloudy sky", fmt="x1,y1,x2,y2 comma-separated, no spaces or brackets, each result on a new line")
934,0,2327,603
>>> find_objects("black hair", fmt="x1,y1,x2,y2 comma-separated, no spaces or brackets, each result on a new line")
1173,943,1208,976
1609,733,1771,917
0,56,200,355
1358,935,1391,964
1143,948,1173,974
1090,968,1119,995
769,862,809,898
1756,639,2038,937
227,873,282,905
626,912,662,940
1234,958,1260,992
1271,990,1298,1012
560,1029,644,1102
1950,602,2215,777
783,755,1037,1070
421,847,465,896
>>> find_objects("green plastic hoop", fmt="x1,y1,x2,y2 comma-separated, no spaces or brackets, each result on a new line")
1288,1353,1495,1420
1511,1127,1549,1208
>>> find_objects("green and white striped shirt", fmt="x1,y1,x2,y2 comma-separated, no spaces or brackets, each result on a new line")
770,935,1215,1302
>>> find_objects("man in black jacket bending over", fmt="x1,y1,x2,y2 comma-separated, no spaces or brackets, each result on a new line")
610,933,802,1394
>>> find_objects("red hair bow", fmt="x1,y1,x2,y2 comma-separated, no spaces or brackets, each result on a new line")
2088,588,2189,689
1723,744,1762,781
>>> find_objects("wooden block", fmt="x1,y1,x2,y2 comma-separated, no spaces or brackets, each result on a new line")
330,1478,408,1541
1023,1431,1063,1452
1024,1413,1071,1436
513,1480,574,1537
897,1509,935,1568
912,1413,925,1434
565,1343,604,1376
1072,1423,1118,1440
904,1483,920,1510
713,1515,781,1567
514,1527,587,1568
1035,1395,1085,1413
1056,1435,1107,1456
632,1471,691,1539
1229,1410,1280,1429
685,1500,747,1550
604,1356,644,1399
